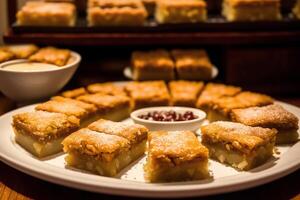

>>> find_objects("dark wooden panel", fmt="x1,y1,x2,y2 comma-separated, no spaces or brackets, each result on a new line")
224,47,300,95
4,31,300,46
7,0,17,26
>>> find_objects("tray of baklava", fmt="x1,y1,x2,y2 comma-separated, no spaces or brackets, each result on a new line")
12,0,300,33
0,80,299,198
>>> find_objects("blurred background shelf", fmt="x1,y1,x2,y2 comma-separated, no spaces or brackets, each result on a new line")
3,0,300,96
10,15,300,33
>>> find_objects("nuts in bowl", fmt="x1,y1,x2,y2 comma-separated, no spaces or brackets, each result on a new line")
130,106,206,131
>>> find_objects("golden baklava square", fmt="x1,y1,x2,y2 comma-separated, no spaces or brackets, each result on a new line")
131,50,175,81
87,0,147,26
293,0,300,19
125,81,171,110
196,83,241,111
77,93,131,121
62,128,131,176
88,119,148,144
36,97,98,127
87,82,127,96
201,121,277,170
29,47,71,66
12,111,79,157
0,44,38,59
145,131,209,182
222,0,281,21
17,1,76,26
155,0,207,24
172,49,213,80
209,91,274,122
231,104,299,144
0,50,14,63
88,119,148,160
169,80,204,107
61,87,88,99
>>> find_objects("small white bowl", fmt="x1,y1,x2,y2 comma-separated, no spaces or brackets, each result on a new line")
0,51,81,102
130,106,206,132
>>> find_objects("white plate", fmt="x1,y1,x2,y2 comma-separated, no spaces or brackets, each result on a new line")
0,102,299,198
124,66,219,80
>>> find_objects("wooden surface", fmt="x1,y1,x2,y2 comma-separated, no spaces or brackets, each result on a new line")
4,30,300,46
0,96,299,200
224,47,300,96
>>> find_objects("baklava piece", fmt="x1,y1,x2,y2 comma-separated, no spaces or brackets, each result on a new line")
61,87,88,99
196,83,241,111
0,44,38,59
87,0,147,26
144,131,209,182
155,0,207,24
293,0,300,19
231,104,299,144
125,81,170,110
0,50,14,63
12,111,79,157
62,128,131,176
29,47,71,66
222,0,281,21
208,91,273,122
88,119,148,160
169,80,204,107
77,93,131,121
172,49,213,80
131,50,175,81
16,1,76,26
36,97,98,127
87,82,127,96
201,121,277,170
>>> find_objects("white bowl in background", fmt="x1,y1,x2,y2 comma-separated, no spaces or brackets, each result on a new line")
130,106,206,132
0,51,81,102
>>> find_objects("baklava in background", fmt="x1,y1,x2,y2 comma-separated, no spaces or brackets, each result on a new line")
125,81,170,110
171,49,214,81
169,80,204,107
131,50,175,81
87,0,148,26
293,0,300,19
0,44,38,59
17,1,76,26
222,0,281,21
155,0,207,23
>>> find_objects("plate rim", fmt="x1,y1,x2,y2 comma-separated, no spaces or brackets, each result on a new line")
0,101,299,198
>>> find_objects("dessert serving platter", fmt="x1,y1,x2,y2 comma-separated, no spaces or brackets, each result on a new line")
0,101,299,198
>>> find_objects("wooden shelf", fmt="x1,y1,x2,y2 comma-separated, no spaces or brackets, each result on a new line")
5,0,300,46
4,30,300,46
